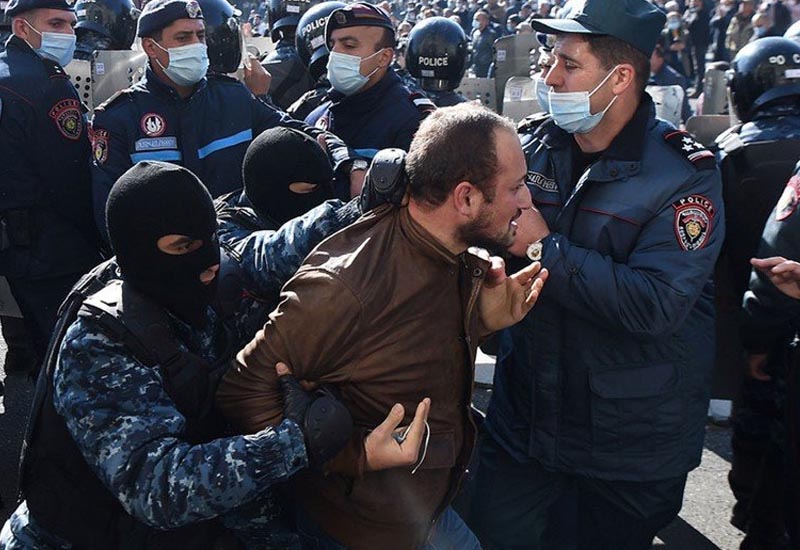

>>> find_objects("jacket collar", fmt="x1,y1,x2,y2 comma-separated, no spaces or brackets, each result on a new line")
142,66,207,101
6,35,68,75
327,69,401,114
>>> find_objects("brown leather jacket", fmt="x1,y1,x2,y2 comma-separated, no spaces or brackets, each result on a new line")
216,204,490,549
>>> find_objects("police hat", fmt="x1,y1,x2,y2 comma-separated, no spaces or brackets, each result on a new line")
324,2,394,48
530,0,666,57
137,0,203,38
5,0,74,18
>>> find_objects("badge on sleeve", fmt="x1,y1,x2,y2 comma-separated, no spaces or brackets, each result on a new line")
141,113,166,137
49,99,82,140
673,195,715,251
776,175,800,221
90,128,109,164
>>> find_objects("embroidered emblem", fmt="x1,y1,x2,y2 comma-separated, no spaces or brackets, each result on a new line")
49,99,82,140
141,113,166,137
672,194,715,251
776,175,800,221
90,128,109,164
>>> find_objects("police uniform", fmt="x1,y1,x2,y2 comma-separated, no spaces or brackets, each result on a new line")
0,0,101,367
287,78,329,121
471,2,725,547
405,17,469,107
426,90,467,107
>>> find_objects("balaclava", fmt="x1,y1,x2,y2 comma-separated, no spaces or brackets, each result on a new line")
243,127,335,226
106,161,220,327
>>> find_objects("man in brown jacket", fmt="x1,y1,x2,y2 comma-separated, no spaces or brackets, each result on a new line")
216,103,547,549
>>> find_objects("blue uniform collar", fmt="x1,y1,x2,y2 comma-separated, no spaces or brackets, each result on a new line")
142,66,208,101
327,69,402,112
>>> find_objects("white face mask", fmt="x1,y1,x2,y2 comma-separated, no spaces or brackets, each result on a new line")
326,48,385,96
24,20,76,67
546,65,619,134
534,74,551,112
152,41,209,87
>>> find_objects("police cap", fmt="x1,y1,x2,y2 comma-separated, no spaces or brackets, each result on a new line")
324,2,393,48
5,0,74,18
137,0,203,38
530,0,666,57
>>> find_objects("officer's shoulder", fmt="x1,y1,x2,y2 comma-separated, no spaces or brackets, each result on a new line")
206,73,243,87
405,90,436,117
658,126,717,172
517,111,551,134
93,89,135,114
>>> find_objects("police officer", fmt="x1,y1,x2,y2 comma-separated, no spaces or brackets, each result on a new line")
406,16,468,107
715,36,800,550
470,1,724,548
288,0,345,120
649,42,692,124
198,0,240,75
262,0,317,110
0,160,415,549
89,0,360,242
305,2,435,199
73,0,138,60
0,0,102,369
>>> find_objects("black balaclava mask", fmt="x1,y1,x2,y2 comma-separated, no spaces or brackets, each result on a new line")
106,161,220,328
243,127,335,226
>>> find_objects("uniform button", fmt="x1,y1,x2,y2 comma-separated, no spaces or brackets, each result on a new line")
472,268,483,277
627,163,636,171
609,168,618,177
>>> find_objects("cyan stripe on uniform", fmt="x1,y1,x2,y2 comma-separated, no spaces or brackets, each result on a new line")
197,129,253,159
130,150,183,163
353,148,380,160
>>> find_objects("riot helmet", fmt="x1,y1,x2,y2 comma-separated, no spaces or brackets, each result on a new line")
268,0,319,42
785,19,800,43
197,0,242,74
728,37,800,122
406,16,467,91
74,0,138,52
295,0,345,80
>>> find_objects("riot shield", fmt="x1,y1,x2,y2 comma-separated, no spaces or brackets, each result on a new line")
64,59,93,110
685,115,732,146
90,50,147,110
502,75,541,122
646,84,684,128
492,33,537,115
455,77,496,112
702,67,727,115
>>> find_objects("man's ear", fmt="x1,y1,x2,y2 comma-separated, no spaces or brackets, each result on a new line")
379,46,394,67
453,180,482,216
141,36,159,59
611,63,636,96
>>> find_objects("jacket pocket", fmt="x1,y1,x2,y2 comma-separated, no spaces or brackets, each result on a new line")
589,362,683,456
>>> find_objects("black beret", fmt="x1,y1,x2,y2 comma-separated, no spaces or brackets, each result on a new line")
5,0,74,18
137,0,203,38
324,2,394,47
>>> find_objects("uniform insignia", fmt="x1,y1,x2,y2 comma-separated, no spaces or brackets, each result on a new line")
527,170,557,193
408,92,436,115
672,194,715,251
90,127,110,164
335,11,346,24
776,175,800,221
185,0,201,18
315,114,329,131
49,99,82,140
141,113,166,137
664,130,716,171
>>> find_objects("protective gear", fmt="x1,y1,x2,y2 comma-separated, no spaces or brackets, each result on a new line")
24,21,76,66
547,65,619,134
405,16,467,92
74,30,113,60
106,161,220,328
262,42,315,111
359,148,408,210
197,0,241,74
242,127,334,226
267,0,319,41
326,48,384,96
74,0,138,52
153,41,209,86
728,37,800,123
296,1,346,81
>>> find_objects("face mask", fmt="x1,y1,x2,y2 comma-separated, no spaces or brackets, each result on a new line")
24,20,76,66
327,49,384,96
153,41,209,87
547,65,619,134
667,20,681,30
534,75,551,112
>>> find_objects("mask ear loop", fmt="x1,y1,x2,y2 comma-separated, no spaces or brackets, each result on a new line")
150,39,171,73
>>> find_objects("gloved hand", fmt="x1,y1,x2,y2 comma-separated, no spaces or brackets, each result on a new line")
359,148,409,212
277,362,353,469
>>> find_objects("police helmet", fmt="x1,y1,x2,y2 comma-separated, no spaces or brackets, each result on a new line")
74,0,138,50
728,37,800,122
785,19,800,43
296,0,345,80
405,16,467,91
197,0,242,74
268,0,319,41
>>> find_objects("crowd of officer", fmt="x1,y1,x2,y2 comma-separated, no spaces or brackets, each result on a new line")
1,0,800,547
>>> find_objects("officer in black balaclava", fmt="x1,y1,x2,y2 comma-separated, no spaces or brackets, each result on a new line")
243,127,335,228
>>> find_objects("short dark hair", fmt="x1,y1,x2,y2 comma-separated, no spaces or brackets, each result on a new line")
584,34,650,94
407,103,517,207
376,26,395,50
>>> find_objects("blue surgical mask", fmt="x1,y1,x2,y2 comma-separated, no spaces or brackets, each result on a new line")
153,41,209,87
547,65,619,134
327,49,384,96
24,20,76,67
534,74,550,112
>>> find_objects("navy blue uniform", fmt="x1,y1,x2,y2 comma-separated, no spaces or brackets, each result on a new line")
90,70,354,240
0,36,101,359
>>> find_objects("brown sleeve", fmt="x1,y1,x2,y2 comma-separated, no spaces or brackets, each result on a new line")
216,268,364,435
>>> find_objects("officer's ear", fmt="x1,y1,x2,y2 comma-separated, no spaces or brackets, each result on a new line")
141,33,164,59
611,63,637,96
11,15,35,40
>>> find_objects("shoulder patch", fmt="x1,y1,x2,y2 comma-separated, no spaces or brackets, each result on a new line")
672,194,715,251
89,125,109,165
517,111,551,134
408,92,436,115
664,130,717,171
775,174,800,221
93,89,131,113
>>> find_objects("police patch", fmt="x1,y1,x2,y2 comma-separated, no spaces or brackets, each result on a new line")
776,175,800,221
141,113,166,137
90,128,109,164
335,11,346,24
49,99,82,140
527,170,557,193
673,195,714,251
185,0,201,18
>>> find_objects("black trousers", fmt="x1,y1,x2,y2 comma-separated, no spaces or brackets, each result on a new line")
469,434,687,550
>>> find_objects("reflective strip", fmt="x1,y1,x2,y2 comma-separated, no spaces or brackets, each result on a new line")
130,150,183,163
197,129,253,159
353,148,380,159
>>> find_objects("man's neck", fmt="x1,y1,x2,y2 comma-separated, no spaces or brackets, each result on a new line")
573,95,640,154
358,67,388,94
407,199,466,256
